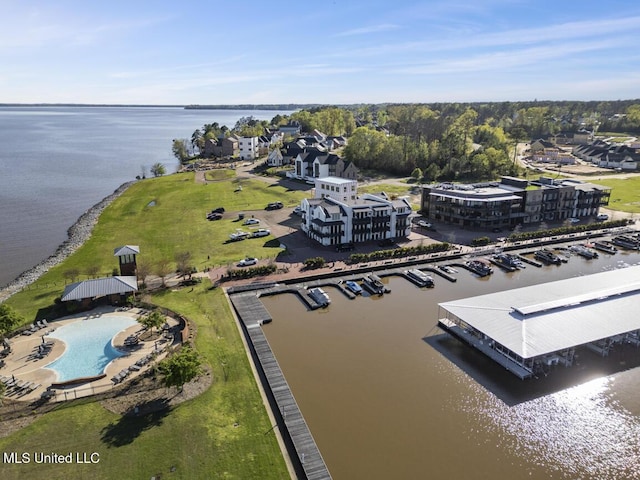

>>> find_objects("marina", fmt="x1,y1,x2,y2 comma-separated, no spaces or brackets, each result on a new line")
230,235,640,480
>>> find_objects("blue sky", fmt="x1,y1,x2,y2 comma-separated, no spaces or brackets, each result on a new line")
1,0,639,104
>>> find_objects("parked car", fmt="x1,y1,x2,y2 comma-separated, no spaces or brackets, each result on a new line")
266,201,283,210
243,218,260,225
206,213,222,221
596,214,609,221
417,220,432,229
211,207,225,214
293,206,302,215
237,257,258,267
569,217,580,224
252,229,271,237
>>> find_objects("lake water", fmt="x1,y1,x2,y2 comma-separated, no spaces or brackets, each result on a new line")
261,251,640,479
0,106,293,287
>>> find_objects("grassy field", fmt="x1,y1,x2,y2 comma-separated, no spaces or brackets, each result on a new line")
5,172,308,320
592,176,640,213
0,172,303,479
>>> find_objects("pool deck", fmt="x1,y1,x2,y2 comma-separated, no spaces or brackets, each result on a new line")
0,306,177,402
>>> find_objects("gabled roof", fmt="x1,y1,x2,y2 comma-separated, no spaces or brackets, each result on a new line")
61,276,138,302
113,245,140,256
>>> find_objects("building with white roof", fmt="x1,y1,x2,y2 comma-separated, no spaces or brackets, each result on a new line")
300,176,411,246
437,265,640,379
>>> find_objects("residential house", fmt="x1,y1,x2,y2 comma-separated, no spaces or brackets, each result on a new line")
203,137,239,158
266,149,284,167
291,151,358,182
278,121,302,136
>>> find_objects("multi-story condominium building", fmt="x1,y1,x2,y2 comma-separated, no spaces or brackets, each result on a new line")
420,176,610,230
300,177,411,246
237,136,259,161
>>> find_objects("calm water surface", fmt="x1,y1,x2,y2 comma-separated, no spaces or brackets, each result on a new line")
0,106,293,287
262,251,640,479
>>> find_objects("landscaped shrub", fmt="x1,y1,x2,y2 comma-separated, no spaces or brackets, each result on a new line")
471,236,490,247
507,219,628,242
348,242,450,264
303,257,326,269
225,264,277,280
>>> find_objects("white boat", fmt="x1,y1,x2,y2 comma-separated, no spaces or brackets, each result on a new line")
405,269,434,287
308,287,331,307
362,274,387,295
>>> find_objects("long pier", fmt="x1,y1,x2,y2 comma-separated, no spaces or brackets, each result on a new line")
230,291,332,480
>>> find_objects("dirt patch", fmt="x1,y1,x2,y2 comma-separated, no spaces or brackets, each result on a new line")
100,366,213,415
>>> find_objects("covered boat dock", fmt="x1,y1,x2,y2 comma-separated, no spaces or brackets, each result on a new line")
437,265,640,379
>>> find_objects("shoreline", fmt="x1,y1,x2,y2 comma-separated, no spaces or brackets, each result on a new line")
0,181,136,303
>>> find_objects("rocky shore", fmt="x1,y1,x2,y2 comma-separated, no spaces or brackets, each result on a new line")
0,181,136,303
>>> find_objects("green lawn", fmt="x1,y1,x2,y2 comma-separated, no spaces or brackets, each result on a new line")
5,173,307,320
0,172,300,479
592,176,640,213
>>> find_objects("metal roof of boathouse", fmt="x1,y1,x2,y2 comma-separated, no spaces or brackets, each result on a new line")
439,265,640,359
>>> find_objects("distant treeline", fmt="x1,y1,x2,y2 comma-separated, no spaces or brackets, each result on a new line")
185,104,311,111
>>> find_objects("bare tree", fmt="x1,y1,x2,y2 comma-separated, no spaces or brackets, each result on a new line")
85,265,100,279
136,260,152,289
175,251,193,280
63,268,80,283
155,259,173,287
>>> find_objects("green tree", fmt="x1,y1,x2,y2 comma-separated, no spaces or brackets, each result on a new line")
138,309,165,334
411,167,423,181
0,304,23,340
172,139,189,163
150,162,166,177
158,345,203,392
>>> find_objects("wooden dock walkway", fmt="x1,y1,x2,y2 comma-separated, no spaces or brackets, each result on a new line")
230,291,332,479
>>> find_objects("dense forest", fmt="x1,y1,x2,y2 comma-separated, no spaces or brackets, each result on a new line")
184,100,640,182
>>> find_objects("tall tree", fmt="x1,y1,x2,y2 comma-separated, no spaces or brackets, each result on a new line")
158,345,203,392
172,139,189,163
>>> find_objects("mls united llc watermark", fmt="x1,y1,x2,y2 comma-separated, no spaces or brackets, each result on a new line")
3,451,100,464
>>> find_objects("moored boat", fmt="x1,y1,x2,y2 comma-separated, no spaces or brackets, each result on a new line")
593,240,618,254
534,248,563,265
466,259,493,277
569,244,599,259
362,274,387,295
611,235,640,250
308,287,331,307
490,253,521,271
344,280,363,295
405,269,435,287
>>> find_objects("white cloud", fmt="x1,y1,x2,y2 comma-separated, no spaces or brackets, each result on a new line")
333,24,401,37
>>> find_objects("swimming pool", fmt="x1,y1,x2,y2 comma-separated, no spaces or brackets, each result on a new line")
46,315,138,382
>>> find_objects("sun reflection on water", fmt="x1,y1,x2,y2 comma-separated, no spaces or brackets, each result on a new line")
465,376,640,479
